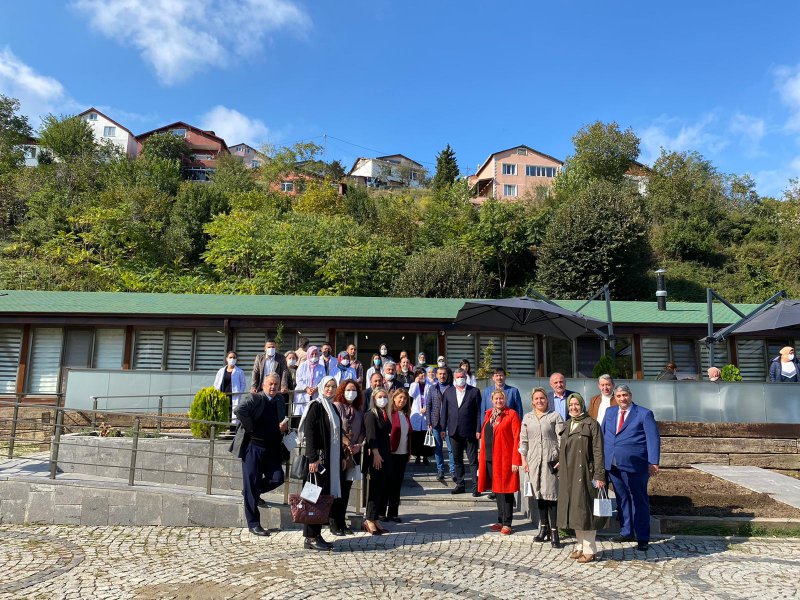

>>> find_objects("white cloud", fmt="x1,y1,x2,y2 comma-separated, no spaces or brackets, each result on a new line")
729,113,766,153
0,47,71,124
754,155,800,198
199,105,270,146
639,113,728,164
73,0,310,85
775,64,800,132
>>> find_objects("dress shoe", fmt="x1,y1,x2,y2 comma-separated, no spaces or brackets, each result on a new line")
304,537,329,551
576,553,595,563
637,542,649,552
487,493,496,500
362,521,381,536
328,523,345,536
257,499,269,508
415,456,421,464
472,491,481,498
436,473,446,483
389,516,402,523
316,536,333,549
342,526,354,535
423,457,430,465
451,474,457,482
451,486,466,495
500,526,512,535
550,529,560,548
609,535,635,543
248,526,269,537
533,526,551,542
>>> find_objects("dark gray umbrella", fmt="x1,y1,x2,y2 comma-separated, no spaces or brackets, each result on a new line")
707,299,800,342
454,296,607,340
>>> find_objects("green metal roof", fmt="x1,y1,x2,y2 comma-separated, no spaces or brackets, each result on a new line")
0,290,761,326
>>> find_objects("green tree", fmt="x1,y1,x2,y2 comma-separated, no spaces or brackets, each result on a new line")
166,183,229,265
391,245,491,298
0,95,33,174
431,144,459,190
473,198,533,292
38,114,98,161
210,152,256,194
536,180,651,299
140,131,191,163
553,121,640,197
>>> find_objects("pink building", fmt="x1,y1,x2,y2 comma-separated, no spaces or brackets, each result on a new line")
468,145,563,201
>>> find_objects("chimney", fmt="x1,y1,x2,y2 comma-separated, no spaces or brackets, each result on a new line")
655,268,667,311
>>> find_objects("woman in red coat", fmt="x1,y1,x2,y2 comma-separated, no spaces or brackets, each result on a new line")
478,389,522,534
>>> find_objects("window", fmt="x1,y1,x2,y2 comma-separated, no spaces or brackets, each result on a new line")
526,165,557,177
88,113,97,121
193,330,226,371
281,181,294,192
546,338,573,377
576,337,602,378
103,126,116,138
172,128,187,137
93,329,125,369
23,147,36,159
165,330,193,371
503,184,517,197
26,328,64,394
0,328,23,394
251,160,261,168
516,148,528,155
192,153,213,161
501,163,517,176
410,171,418,181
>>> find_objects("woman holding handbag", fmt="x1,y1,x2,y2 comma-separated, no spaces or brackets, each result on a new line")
477,389,522,535
384,388,412,522
556,393,609,564
329,379,365,536
519,386,564,547
302,376,343,551
408,368,432,465
363,388,391,534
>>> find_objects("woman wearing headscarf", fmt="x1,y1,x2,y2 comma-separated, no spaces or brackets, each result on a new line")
477,389,522,534
520,386,564,547
334,350,358,384
294,345,325,420
556,392,609,563
378,343,394,364
409,367,431,465
365,353,383,389
213,350,247,428
384,388,412,522
363,387,391,534
329,379,365,535
301,375,343,551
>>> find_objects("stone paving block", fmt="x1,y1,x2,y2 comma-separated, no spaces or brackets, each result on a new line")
108,504,136,526
136,468,165,484
162,453,187,473
107,490,136,507
160,496,190,526
53,503,82,525
81,493,110,526
186,457,210,478
214,501,243,527
137,448,166,471
162,471,189,486
134,493,162,526
188,498,218,527
0,498,27,523
26,490,55,524
0,480,32,502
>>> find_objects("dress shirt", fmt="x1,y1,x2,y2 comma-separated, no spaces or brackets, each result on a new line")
552,394,567,420
596,395,613,428
456,386,466,408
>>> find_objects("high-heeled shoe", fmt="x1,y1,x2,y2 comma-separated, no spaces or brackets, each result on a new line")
533,525,551,542
362,521,381,535
550,528,560,548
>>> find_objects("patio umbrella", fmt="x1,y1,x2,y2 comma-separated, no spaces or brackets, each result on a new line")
454,296,607,340
706,299,800,342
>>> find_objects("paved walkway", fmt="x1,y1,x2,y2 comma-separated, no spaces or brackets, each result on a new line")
693,464,800,510
1,524,798,599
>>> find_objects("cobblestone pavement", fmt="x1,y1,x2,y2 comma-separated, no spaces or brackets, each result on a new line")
1,525,799,600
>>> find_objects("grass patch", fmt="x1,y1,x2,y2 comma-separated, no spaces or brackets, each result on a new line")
668,523,800,537
0,442,44,457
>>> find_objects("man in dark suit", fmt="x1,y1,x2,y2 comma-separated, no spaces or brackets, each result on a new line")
363,372,384,411
546,372,575,421
231,373,289,536
601,384,661,552
441,368,483,496
250,338,289,394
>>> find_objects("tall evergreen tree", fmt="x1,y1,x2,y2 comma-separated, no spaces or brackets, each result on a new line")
431,144,459,190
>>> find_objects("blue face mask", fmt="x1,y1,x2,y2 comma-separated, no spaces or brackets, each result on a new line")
373,359,381,366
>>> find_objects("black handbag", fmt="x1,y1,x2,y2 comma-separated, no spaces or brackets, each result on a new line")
289,450,309,480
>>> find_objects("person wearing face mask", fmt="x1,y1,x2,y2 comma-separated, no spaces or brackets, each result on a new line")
417,352,428,368
285,351,299,391
319,342,338,377
250,338,289,394
329,379,365,536
381,361,402,393
363,388,392,534
396,356,415,389
588,374,617,425
459,359,477,387
425,366,456,483
347,344,364,386
364,372,384,411
436,356,447,369
441,368,483,496
409,368,432,465
294,346,326,419
365,354,382,389
299,376,343,550
378,343,394,364
214,351,247,427
769,346,800,382
334,350,358,384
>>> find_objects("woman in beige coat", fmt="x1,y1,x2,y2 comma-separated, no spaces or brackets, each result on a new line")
519,386,564,547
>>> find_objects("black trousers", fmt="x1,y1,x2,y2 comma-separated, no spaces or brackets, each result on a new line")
450,434,478,491
384,454,408,518
537,499,557,529
366,457,388,521
241,443,283,529
496,493,515,526
330,477,354,528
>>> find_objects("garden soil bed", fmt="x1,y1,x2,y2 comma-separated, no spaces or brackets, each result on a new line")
649,468,800,519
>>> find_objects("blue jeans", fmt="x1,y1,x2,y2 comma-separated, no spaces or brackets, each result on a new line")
432,425,454,476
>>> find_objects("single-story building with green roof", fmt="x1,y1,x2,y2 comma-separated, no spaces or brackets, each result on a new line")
0,290,796,401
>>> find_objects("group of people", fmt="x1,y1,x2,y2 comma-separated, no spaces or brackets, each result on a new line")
220,340,661,563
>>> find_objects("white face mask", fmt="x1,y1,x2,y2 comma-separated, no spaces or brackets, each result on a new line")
265,347,276,357
789,354,796,361
374,396,388,409
455,377,466,388
344,390,357,403
227,358,236,366
288,359,297,367
437,360,446,368
309,356,319,365
401,366,408,373
380,347,387,356
384,373,395,381
340,358,350,367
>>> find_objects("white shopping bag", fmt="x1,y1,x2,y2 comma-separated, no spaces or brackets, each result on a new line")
424,429,436,447
345,464,362,481
593,487,613,517
524,481,534,498
282,431,299,451
300,478,322,503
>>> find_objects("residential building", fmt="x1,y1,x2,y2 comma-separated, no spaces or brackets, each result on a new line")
79,108,138,159
347,154,425,188
230,143,269,169
20,137,40,167
626,160,651,195
468,145,563,201
136,122,228,181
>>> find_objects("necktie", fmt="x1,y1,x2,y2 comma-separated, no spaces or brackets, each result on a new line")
617,409,626,434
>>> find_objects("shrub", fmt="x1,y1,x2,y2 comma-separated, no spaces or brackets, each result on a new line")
188,387,230,439
476,340,495,380
720,364,743,382
592,354,618,379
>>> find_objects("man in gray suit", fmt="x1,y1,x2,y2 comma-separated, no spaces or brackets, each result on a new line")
547,372,575,421
250,338,289,394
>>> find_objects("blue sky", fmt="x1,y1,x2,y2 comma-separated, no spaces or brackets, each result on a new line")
2,0,800,196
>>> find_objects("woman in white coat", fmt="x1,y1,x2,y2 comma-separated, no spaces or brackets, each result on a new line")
213,350,247,425
294,345,326,419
